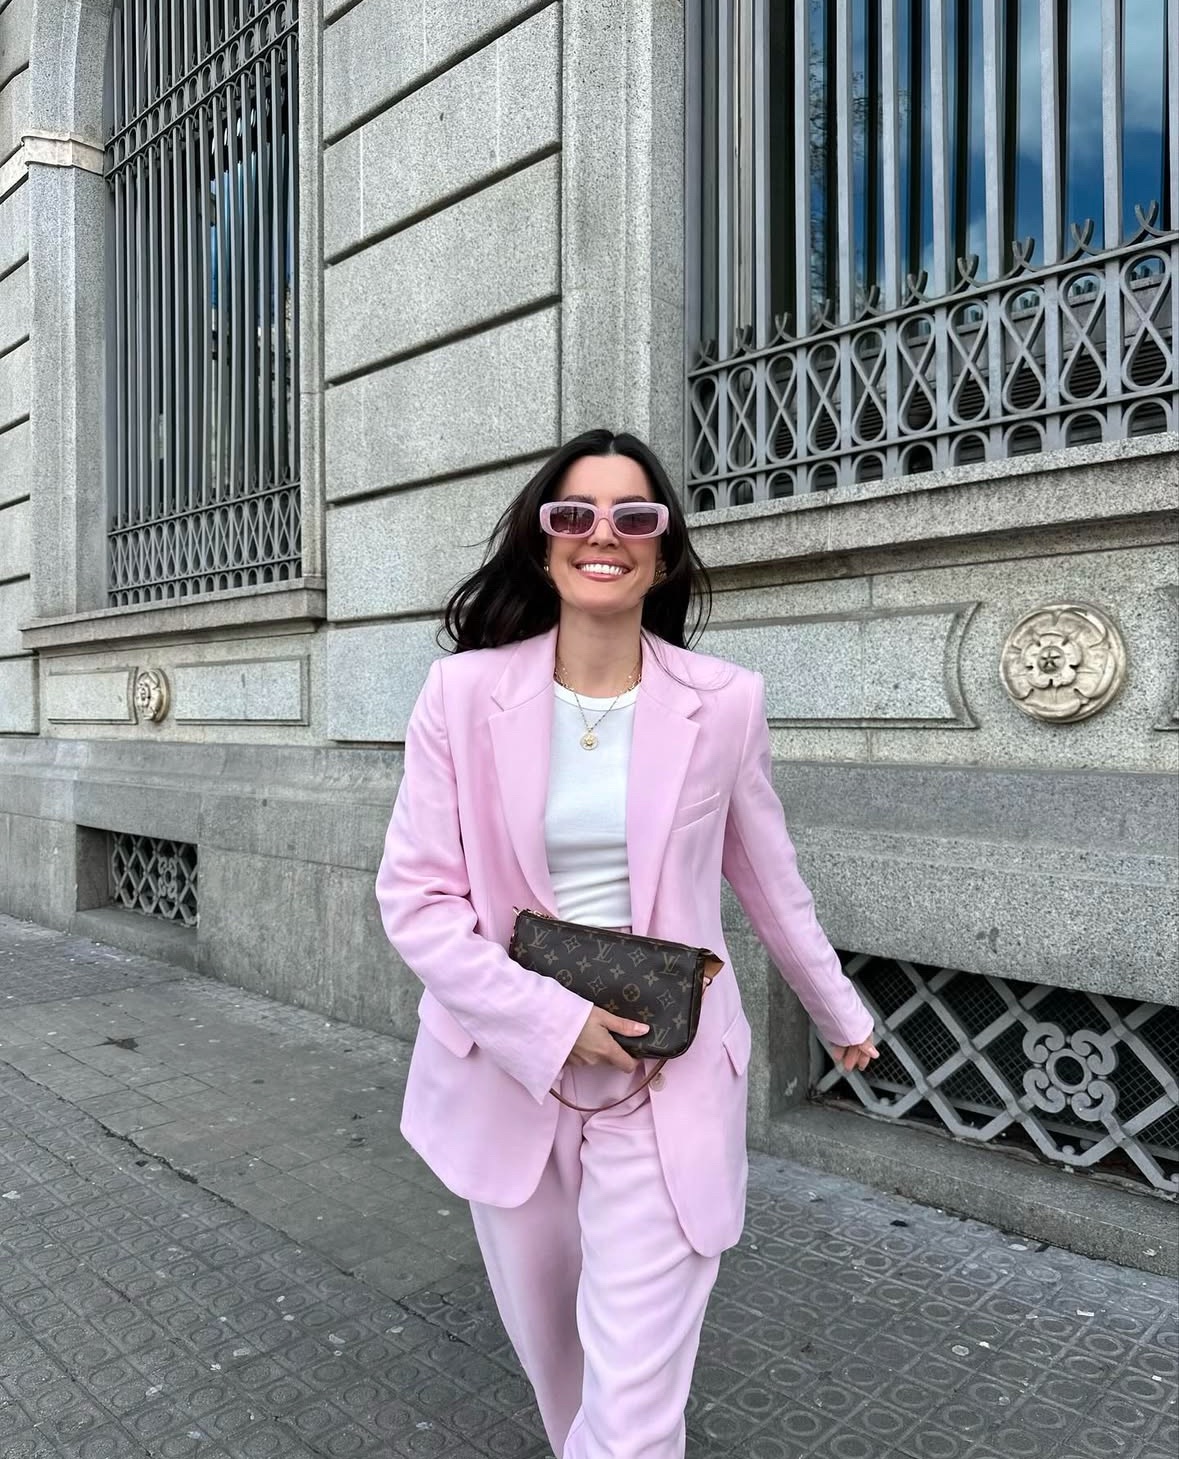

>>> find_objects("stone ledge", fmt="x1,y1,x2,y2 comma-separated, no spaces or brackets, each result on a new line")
20,581,328,653
776,760,1179,854
22,130,105,175
0,734,401,790
691,434,1179,571
765,1102,1176,1276
71,906,198,973
0,740,401,865
796,825,1174,1004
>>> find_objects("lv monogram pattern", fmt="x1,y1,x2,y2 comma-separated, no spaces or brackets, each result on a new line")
509,911,711,1059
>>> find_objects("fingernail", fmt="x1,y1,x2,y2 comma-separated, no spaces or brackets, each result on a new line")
635,1024,649,1034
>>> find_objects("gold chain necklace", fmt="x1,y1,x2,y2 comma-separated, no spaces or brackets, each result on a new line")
554,658,641,750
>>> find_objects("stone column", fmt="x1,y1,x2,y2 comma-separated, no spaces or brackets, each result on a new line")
27,147,107,617
560,0,686,477
25,0,113,618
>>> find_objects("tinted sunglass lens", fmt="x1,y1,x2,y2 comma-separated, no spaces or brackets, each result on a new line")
614,505,662,536
547,504,595,535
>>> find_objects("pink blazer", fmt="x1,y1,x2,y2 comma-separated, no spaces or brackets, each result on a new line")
375,626,873,1256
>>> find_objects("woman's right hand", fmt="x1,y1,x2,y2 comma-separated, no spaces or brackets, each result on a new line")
566,1007,649,1072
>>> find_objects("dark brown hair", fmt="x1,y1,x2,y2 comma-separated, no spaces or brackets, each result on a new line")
441,430,712,652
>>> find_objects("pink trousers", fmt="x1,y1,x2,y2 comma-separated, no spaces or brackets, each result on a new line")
469,1062,721,1459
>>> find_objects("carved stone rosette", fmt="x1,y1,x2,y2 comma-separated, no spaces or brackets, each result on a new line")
134,669,170,724
1000,603,1126,723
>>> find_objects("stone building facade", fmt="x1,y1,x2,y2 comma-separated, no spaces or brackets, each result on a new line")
0,1,1175,1268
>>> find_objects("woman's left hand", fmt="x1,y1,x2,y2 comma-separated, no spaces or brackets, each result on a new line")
829,1037,879,1073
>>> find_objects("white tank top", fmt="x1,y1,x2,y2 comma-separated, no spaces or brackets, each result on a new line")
544,683,638,927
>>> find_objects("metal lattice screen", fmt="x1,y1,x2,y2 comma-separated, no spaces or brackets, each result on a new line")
105,1,301,605
687,0,1179,508
109,833,199,927
813,953,1179,1197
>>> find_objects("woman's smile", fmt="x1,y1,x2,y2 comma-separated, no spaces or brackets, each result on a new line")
574,559,631,580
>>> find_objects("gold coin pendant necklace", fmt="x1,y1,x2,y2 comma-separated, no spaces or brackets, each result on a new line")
555,658,641,750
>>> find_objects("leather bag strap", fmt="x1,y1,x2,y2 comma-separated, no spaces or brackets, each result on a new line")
548,1058,668,1114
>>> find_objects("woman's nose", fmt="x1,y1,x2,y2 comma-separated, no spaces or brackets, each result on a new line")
589,511,619,546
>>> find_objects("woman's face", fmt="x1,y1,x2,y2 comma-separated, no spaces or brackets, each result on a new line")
545,455,664,624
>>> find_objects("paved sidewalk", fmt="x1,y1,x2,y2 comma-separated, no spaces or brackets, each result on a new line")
0,914,1175,1459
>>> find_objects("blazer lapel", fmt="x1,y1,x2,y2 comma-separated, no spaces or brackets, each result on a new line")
489,628,559,913
626,637,702,936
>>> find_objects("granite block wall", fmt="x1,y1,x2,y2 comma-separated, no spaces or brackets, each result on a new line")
702,533,1177,774
321,0,564,743
0,0,34,737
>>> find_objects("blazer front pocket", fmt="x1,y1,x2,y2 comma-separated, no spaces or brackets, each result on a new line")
670,791,722,831
722,1011,752,1077
417,994,475,1059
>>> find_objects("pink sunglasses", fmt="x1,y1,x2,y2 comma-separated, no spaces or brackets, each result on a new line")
539,501,669,540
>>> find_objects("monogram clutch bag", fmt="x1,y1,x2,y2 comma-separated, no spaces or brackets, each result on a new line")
509,908,723,1060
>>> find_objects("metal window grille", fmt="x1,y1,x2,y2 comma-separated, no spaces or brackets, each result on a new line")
104,1,301,605
686,0,1179,509
109,832,199,927
813,953,1179,1197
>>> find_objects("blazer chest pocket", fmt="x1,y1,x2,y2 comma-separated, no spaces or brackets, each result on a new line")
670,791,722,832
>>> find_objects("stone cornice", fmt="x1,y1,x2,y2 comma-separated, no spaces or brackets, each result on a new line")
21,581,328,654
689,435,1179,573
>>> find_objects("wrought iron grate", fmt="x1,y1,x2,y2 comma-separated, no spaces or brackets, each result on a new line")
104,0,301,605
688,238,1178,507
813,953,1179,1197
687,2,1179,508
109,833,198,928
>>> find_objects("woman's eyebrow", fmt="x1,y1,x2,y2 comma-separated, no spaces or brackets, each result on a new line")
560,494,649,504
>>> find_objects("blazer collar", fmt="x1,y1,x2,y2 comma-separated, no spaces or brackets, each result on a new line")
489,630,559,911
490,628,703,715
634,632,703,722
488,627,705,930
491,626,560,711
626,635,702,934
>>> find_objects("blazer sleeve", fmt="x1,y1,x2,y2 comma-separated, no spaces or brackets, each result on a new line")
721,672,874,1047
374,660,593,1103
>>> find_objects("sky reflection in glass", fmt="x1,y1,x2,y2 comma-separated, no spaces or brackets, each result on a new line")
787,0,1170,316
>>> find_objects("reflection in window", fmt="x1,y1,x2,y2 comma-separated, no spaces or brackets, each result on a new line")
687,0,1177,506
104,0,301,606
698,0,1174,339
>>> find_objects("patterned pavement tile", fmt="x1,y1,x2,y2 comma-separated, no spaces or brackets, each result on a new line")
1,912,1176,1459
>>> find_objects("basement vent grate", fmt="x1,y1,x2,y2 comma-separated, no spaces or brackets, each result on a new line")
813,953,1178,1197
109,833,198,928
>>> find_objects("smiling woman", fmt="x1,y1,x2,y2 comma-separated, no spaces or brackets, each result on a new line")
541,455,667,668
440,429,710,654
376,429,880,1458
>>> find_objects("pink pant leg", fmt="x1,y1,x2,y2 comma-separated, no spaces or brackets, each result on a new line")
469,1109,585,1454
472,1066,719,1459
564,1092,720,1459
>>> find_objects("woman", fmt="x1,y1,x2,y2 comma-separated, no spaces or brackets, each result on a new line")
375,429,877,1459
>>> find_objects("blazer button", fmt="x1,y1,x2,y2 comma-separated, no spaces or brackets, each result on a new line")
650,1071,665,1091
